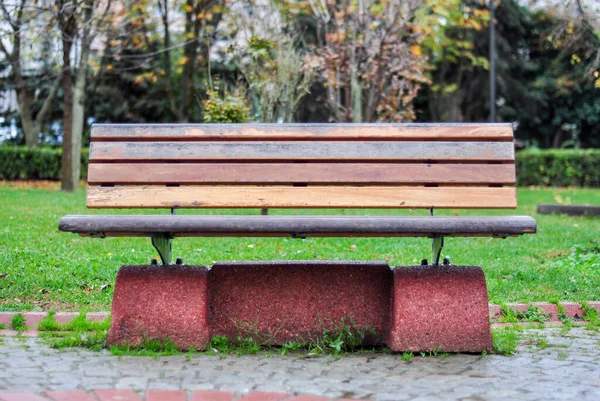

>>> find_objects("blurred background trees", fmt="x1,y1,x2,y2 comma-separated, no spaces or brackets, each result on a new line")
1,0,599,161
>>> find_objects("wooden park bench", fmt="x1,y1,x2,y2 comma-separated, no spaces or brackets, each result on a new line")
59,123,536,352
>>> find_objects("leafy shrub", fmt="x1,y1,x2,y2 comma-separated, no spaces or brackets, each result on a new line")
0,146,88,180
202,89,250,123
516,149,600,187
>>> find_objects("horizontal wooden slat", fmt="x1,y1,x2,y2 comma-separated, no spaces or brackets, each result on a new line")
87,163,516,185
89,141,515,162
59,215,536,237
91,123,514,141
86,186,517,209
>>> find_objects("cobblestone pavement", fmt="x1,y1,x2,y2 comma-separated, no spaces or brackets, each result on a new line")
1,328,599,401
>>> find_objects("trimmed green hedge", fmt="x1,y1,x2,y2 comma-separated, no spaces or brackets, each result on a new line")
0,146,88,181
516,149,600,187
1,146,599,187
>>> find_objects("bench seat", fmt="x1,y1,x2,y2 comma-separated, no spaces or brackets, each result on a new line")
59,215,536,238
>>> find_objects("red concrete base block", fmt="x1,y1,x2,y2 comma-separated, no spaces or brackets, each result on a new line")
388,265,493,353
107,265,210,349
210,261,392,345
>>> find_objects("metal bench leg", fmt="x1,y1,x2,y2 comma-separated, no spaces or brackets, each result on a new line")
432,235,444,266
151,234,173,265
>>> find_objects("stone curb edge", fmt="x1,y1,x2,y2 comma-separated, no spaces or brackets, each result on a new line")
0,389,361,401
0,302,599,335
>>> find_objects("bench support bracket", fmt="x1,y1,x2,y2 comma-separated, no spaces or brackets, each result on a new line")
432,235,444,266
151,234,173,265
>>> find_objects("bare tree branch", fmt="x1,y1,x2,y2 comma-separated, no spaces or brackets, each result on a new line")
0,38,12,60
34,73,62,125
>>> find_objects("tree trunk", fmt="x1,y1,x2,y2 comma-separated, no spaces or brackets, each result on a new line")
159,0,178,119
71,55,88,187
19,74,61,148
351,64,362,123
71,1,95,187
60,13,76,192
17,91,38,147
552,127,563,148
178,1,194,122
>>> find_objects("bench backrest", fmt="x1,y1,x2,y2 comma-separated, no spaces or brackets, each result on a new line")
86,123,517,209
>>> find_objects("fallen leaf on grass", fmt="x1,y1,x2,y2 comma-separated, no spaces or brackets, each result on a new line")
0,273,7,279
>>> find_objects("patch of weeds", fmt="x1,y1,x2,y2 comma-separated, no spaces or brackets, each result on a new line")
499,305,550,324
428,346,444,357
499,305,519,323
207,335,232,355
411,347,448,359
519,305,551,323
308,317,377,357
206,317,379,358
37,311,60,331
184,348,199,361
402,352,413,361
109,339,183,358
39,312,110,351
43,331,107,351
205,335,260,357
10,313,27,331
0,323,6,329
281,341,304,355
492,326,520,355
235,337,260,356
38,312,111,332
535,337,549,349
553,302,573,334
557,351,568,360
581,302,600,330
35,314,387,359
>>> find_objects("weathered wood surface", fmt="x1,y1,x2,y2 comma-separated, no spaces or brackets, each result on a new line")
87,163,516,185
86,186,517,209
89,141,515,162
59,215,536,237
91,123,514,141
537,204,600,217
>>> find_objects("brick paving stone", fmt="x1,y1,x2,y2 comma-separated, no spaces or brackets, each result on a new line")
0,394,48,401
46,390,96,401
189,390,233,401
53,314,80,326
237,392,289,401
145,390,186,401
93,390,143,401
23,313,46,330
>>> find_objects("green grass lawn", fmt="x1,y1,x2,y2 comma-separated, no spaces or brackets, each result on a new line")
0,183,599,311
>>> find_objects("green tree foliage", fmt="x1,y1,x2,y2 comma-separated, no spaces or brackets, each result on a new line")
1,0,599,153
417,0,600,148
